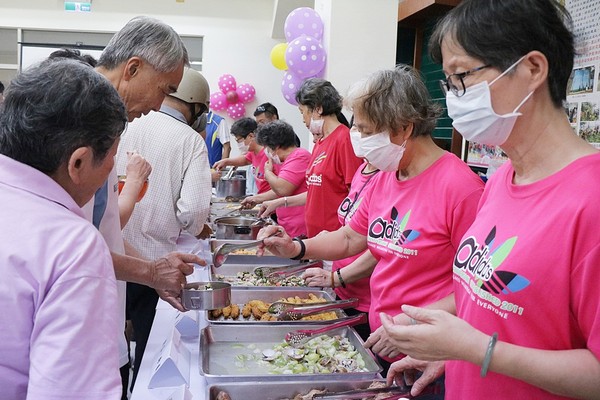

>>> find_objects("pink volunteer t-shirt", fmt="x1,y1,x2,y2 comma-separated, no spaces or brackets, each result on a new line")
333,161,378,312
275,147,311,238
447,154,600,400
349,152,483,361
245,148,271,194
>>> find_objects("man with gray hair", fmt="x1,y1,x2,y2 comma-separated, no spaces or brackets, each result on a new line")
81,16,203,398
0,59,127,399
116,66,213,387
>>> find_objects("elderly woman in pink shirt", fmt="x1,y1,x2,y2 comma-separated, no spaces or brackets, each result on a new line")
241,120,311,238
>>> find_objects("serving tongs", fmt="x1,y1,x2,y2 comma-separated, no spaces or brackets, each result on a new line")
253,260,323,281
222,166,237,180
268,297,359,321
212,230,281,267
312,385,413,400
285,313,367,347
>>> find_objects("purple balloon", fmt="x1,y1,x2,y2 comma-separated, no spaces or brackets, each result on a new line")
284,7,324,42
285,35,327,80
281,71,304,106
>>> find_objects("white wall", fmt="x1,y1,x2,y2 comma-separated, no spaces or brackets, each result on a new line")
0,0,398,150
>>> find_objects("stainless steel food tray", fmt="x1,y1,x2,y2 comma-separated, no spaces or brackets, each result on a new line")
207,379,388,400
199,324,382,383
206,288,346,325
209,239,292,266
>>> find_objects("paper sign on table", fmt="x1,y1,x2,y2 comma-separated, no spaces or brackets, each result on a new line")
175,310,199,338
165,385,192,400
148,328,191,388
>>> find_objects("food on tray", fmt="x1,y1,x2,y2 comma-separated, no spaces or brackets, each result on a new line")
189,283,213,291
215,391,232,400
259,334,368,374
229,248,257,255
215,271,306,287
210,294,338,321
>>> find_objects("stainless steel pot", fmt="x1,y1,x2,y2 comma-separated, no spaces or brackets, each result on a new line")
181,281,231,310
213,216,266,240
216,176,246,199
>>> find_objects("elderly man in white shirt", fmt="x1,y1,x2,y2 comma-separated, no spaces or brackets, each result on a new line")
116,66,212,388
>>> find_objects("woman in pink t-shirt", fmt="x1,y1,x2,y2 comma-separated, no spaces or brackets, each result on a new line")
258,65,484,374
213,117,271,194
241,120,310,238
374,1,600,399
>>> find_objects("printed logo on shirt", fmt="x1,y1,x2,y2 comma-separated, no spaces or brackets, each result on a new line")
311,151,327,168
306,173,322,186
339,197,364,222
453,226,530,318
367,206,420,258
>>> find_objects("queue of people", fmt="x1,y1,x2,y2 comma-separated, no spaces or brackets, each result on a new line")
2,0,600,399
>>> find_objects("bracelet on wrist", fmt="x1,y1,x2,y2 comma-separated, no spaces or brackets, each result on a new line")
290,237,306,260
284,196,288,207
330,271,335,288
336,268,347,288
480,332,498,378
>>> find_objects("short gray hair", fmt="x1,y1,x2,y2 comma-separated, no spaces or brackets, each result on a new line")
345,65,441,137
98,16,189,72
0,59,127,174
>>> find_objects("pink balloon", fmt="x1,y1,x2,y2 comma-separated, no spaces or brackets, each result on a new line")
226,90,239,104
285,35,327,79
236,83,256,103
210,91,228,111
227,102,246,120
284,7,324,42
218,74,237,94
281,71,304,106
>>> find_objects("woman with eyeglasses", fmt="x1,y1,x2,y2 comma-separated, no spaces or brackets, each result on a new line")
377,1,600,399
258,65,484,377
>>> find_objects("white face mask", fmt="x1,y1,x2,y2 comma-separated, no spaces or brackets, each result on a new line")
237,141,249,154
446,56,533,146
266,149,282,165
358,131,406,172
349,127,365,157
309,117,324,136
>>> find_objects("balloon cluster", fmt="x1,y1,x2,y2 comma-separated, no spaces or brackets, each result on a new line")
209,74,256,119
270,7,327,105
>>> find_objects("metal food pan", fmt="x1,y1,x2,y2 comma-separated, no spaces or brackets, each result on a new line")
207,379,388,400
210,263,315,290
209,239,292,266
206,288,346,325
199,324,382,383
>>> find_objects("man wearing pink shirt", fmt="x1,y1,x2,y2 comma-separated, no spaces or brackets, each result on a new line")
0,59,127,399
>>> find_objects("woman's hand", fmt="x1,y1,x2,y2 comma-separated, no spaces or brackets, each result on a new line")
302,267,331,287
240,196,257,209
378,305,483,363
258,198,282,218
387,357,446,397
364,315,411,359
264,159,273,174
256,225,296,258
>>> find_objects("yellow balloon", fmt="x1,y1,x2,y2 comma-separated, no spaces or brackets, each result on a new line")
270,43,288,71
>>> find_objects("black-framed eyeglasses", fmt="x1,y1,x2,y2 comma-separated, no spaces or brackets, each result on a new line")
439,64,490,97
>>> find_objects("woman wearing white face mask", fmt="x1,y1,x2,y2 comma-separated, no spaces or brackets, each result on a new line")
258,65,484,377
259,78,362,239
379,1,600,399
213,117,272,194
242,120,311,238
